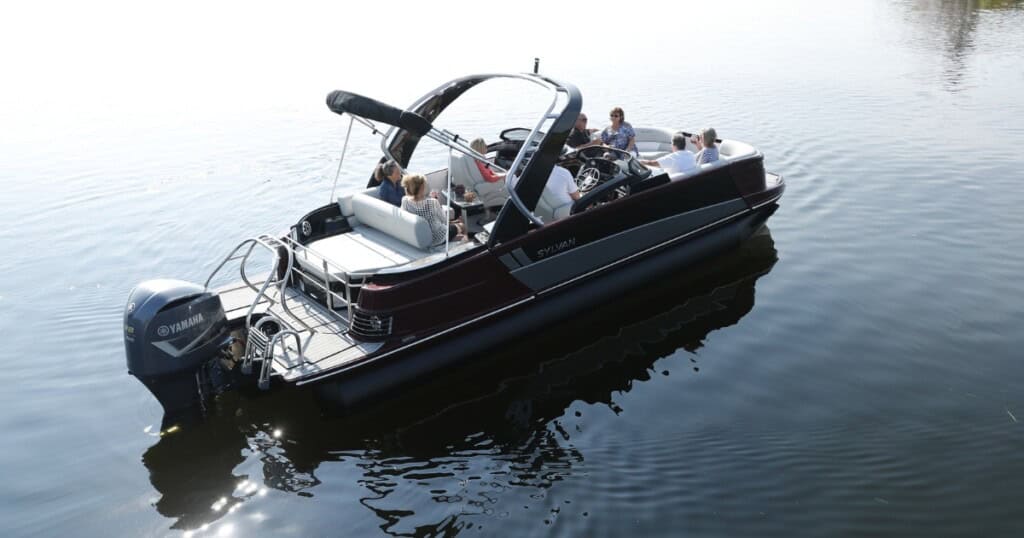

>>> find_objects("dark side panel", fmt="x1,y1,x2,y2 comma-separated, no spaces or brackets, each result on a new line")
508,199,748,291
356,250,533,337
492,160,754,292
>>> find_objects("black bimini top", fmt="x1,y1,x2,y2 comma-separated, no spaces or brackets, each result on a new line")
325,90,433,136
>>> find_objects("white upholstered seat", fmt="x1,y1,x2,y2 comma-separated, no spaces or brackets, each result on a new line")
633,127,676,160
718,140,757,160
449,151,509,208
298,226,428,276
296,189,441,277
535,186,573,223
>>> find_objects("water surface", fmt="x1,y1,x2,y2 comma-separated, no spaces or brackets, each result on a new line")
2,1,1024,536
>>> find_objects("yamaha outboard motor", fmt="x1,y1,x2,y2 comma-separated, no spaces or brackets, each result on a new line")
124,279,231,425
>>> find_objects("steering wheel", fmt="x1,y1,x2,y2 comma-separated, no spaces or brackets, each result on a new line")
576,165,602,192
576,157,618,193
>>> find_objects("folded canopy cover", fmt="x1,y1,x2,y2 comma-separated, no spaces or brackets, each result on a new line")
326,90,432,136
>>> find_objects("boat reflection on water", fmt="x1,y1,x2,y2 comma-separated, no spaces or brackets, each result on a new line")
142,227,779,532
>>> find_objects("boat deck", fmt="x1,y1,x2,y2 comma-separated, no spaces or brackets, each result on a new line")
217,280,381,382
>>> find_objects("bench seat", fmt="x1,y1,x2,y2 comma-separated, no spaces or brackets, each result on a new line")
296,225,428,277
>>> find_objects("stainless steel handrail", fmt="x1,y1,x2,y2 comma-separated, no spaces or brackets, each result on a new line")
501,85,572,228
241,315,278,375
259,329,303,390
279,234,358,325
379,74,569,228
203,234,314,336
204,239,263,292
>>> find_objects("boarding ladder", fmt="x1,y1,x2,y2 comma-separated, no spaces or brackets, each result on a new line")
204,233,360,390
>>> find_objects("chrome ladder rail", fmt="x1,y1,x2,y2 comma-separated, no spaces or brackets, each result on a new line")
280,233,362,325
206,234,323,389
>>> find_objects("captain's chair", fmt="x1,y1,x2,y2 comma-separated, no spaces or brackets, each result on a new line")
535,188,573,223
450,151,509,208
534,169,576,223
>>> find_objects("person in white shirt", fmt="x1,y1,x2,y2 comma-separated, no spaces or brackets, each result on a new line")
543,165,580,207
641,133,696,175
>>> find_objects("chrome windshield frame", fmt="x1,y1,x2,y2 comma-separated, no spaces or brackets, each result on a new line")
378,73,579,231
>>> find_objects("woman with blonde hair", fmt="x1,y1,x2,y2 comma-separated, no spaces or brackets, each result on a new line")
469,138,504,184
400,174,465,245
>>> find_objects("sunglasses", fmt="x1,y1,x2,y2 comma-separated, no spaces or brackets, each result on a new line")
610,114,621,118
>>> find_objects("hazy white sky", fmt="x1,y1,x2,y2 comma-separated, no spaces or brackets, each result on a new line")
3,1,613,106
0,0,853,110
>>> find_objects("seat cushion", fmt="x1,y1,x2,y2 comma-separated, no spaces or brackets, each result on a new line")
639,150,671,160
719,140,757,160
338,187,380,216
450,151,509,207
634,127,678,161
351,193,433,249
635,141,671,153
298,225,427,275
633,127,675,145
536,185,573,222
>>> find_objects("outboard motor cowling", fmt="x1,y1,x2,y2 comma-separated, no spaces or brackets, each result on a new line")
124,279,230,421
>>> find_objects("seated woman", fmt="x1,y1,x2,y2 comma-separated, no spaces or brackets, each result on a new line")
469,138,504,186
600,107,638,156
374,159,404,207
692,127,720,164
400,173,465,245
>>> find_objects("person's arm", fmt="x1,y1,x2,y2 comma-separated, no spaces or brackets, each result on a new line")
379,182,398,206
427,198,447,225
647,153,676,168
566,170,581,201
622,124,637,153
476,160,504,183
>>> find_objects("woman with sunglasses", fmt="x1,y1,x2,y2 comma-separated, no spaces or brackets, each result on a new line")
600,107,637,156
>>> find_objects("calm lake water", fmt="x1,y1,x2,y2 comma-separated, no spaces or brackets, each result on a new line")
2,1,1024,536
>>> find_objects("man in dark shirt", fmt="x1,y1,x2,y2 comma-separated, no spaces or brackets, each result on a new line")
566,113,598,148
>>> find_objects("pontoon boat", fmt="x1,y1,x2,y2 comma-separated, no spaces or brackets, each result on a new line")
123,73,785,424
